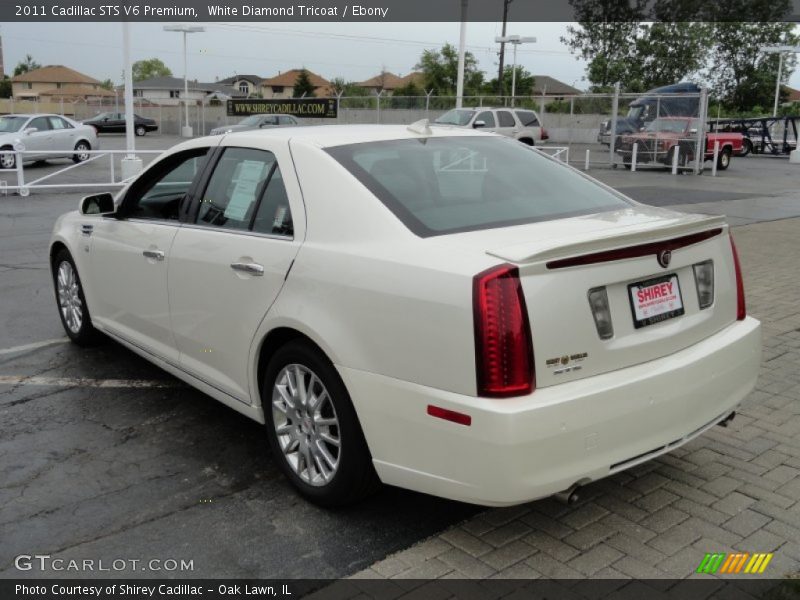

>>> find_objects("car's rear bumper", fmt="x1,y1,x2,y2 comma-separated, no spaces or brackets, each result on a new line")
340,316,761,506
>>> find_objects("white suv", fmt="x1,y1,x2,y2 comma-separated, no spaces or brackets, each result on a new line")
434,107,549,145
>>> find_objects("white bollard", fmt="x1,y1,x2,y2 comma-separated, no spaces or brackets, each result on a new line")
631,142,638,172
711,141,720,177
585,149,590,170
671,146,679,175
790,149,800,164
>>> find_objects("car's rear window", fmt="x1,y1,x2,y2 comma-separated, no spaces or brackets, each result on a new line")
326,136,631,237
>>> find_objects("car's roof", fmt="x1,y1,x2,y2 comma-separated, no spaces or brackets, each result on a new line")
224,123,498,148
1,113,57,118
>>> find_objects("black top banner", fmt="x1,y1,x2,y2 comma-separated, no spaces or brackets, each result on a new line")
227,98,338,118
3,0,799,22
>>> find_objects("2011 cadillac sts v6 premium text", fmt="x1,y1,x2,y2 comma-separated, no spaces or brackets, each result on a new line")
50,123,761,507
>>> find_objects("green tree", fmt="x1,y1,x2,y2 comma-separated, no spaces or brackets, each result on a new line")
100,78,115,91
393,81,423,97
0,76,11,98
415,43,484,96
132,58,172,82
705,20,798,112
561,0,646,91
485,65,535,96
329,77,347,96
630,22,713,91
293,69,316,98
13,54,41,77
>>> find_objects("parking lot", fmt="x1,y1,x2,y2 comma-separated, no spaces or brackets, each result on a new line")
1,133,799,580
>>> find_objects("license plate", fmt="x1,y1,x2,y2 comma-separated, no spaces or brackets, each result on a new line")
628,274,684,329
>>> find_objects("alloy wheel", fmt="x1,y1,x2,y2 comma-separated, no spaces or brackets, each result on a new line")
272,364,341,486
57,261,83,334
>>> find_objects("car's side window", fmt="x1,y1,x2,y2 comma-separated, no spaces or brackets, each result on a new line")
252,166,293,237
497,111,516,127
515,110,540,127
48,116,72,130
262,116,278,126
475,111,496,128
278,116,296,125
29,117,51,132
123,148,209,221
197,147,277,231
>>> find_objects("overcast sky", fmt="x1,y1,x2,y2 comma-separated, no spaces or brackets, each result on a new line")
1,21,799,90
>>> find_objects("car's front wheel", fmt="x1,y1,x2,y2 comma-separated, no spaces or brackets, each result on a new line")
1,145,16,169
72,141,91,164
263,339,378,506
52,249,100,345
135,125,147,137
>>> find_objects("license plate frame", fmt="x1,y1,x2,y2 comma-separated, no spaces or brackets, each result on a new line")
628,274,685,329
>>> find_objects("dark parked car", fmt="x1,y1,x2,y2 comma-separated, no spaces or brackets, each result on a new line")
83,112,158,136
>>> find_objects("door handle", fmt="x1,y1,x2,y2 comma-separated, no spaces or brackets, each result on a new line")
230,262,264,276
142,249,165,261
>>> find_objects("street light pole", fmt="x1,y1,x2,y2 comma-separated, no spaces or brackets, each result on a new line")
120,22,142,180
760,45,800,117
164,25,204,137
494,35,536,106
455,0,467,109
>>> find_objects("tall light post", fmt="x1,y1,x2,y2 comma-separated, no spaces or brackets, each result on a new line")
760,45,800,117
455,0,468,109
494,35,536,106
164,25,204,137
120,22,142,179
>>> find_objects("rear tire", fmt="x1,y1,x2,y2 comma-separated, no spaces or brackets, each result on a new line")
717,148,731,171
135,125,146,137
518,138,534,146
72,141,91,164
52,249,100,345
263,340,379,506
740,139,752,157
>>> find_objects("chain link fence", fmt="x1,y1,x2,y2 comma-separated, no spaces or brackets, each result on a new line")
0,88,711,174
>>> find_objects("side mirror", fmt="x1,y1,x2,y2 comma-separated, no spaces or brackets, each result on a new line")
473,120,486,129
80,192,115,215
24,127,38,135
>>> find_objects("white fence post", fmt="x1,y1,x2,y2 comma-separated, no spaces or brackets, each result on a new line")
609,82,620,167
15,151,27,197
584,149,590,170
712,141,720,177
672,146,679,175
632,142,638,172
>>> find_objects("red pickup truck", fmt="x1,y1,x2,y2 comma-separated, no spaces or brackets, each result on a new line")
616,117,744,171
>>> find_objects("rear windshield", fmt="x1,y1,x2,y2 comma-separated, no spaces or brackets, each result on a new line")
327,136,631,237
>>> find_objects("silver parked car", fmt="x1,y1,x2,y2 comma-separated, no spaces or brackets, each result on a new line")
209,114,300,136
0,114,98,170
434,107,549,145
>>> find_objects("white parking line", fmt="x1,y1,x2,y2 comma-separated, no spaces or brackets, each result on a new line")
0,375,182,388
0,338,69,356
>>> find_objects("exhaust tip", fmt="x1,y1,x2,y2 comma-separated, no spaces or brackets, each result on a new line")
554,484,581,505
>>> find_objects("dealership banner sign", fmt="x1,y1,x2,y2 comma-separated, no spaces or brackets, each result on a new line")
227,98,338,119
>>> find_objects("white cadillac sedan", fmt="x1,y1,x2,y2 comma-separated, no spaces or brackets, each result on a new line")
49,124,761,506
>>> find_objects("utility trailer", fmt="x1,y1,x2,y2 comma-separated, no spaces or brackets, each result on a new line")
708,115,798,156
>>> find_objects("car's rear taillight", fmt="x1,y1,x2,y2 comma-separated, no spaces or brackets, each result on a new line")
473,264,534,397
729,235,746,320
541,128,549,141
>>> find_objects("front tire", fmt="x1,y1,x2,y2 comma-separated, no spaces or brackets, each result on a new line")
72,141,91,164
52,249,100,345
263,340,378,506
740,139,752,157
135,125,147,137
1,145,16,170
717,148,732,171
